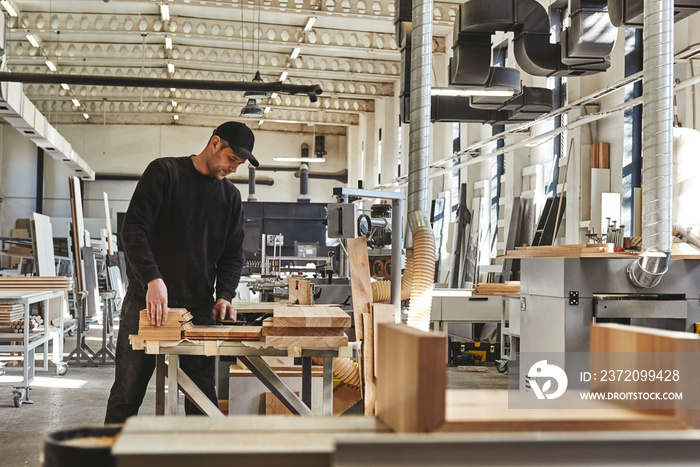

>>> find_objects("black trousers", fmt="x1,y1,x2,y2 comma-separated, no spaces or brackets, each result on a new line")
104,292,217,423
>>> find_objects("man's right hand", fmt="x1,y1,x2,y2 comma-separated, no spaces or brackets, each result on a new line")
146,278,169,326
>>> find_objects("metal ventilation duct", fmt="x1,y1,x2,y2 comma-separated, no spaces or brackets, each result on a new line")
0,81,94,180
452,0,616,77
627,0,674,288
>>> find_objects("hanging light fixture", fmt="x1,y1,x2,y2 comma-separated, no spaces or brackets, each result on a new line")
240,98,264,118
243,0,269,100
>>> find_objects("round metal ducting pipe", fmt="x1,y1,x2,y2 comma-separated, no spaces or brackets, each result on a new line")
405,0,437,331
248,166,257,201
627,0,674,288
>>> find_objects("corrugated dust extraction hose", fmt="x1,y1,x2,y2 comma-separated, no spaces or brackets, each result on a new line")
405,224,436,331
371,250,414,302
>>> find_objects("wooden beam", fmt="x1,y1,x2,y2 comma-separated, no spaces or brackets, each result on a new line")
347,236,373,341
376,323,447,433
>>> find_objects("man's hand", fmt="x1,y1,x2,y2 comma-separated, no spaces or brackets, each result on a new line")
212,298,237,322
146,278,168,326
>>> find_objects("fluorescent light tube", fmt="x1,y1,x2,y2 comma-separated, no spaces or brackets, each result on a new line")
430,88,515,97
290,47,300,60
264,106,271,114
1,0,18,17
83,113,89,120
160,3,170,21
303,17,316,32
171,100,177,107
45,60,57,71
273,157,326,163
60,83,70,91
167,62,175,74
279,71,288,82
173,114,179,120
165,36,173,50
72,98,80,107
26,34,40,48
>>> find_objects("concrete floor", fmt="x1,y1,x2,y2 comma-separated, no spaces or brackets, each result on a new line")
0,318,508,466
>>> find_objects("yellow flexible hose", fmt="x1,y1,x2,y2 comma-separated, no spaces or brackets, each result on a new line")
405,225,436,331
371,250,414,302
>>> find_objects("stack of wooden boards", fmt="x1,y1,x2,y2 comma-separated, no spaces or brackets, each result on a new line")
0,276,72,290
184,325,262,341
137,308,194,341
473,281,520,296
502,243,630,258
0,304,24,325
262,305,351,349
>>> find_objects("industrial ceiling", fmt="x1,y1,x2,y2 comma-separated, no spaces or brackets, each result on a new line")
1,0,460,133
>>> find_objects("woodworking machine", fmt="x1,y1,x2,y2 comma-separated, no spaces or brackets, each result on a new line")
518,257,700,354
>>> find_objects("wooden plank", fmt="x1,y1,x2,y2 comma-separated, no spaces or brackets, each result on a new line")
347,236,373,340
372,303,395,379
262,326,345,337
103,192,115,255
591,143,600,169
273,306,351,328
437,389,687,432
288,277,312,305
590,323,700,428
265,334,348,349
69,175,86,293
184,325,263,341
376,323,447,433
599,142,610,169
31,212,57,276
362,312,376,416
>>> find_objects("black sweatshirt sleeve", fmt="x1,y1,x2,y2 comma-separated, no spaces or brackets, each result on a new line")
215,196,245,302
121,160,167,288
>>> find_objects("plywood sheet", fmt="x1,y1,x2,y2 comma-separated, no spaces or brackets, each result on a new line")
31,212,56,276
273,306,351,328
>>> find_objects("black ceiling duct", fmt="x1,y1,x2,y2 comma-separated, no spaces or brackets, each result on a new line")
0,72,323,102
454,0,616,77
607,0,700,27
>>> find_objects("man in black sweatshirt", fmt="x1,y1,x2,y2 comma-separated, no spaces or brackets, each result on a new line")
105,121,258,423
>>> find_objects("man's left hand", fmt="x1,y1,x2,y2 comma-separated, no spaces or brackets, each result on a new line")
212,298,237,322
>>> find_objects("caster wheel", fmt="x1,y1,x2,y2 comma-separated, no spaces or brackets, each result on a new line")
56,363,68,376
85,323,90,332
496,361,508,373
68,329,75,337
12,388,26,407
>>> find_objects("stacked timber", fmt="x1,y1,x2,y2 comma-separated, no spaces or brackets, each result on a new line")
137,308,194,341
0,276,72,290
473,281,520,296
502,243,627,258
0,304,25,325
184,325,262,341
262,305,351,349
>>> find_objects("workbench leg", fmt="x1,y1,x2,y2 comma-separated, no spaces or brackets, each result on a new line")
167,355,179,415
301,357,312,409
155,355,165,415
42,299,49,371
322,357,333,416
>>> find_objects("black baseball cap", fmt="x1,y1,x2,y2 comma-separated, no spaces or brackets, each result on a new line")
212,121,259,167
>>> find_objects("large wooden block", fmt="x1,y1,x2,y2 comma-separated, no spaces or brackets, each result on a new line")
376,323,447,433
273,306,351,328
